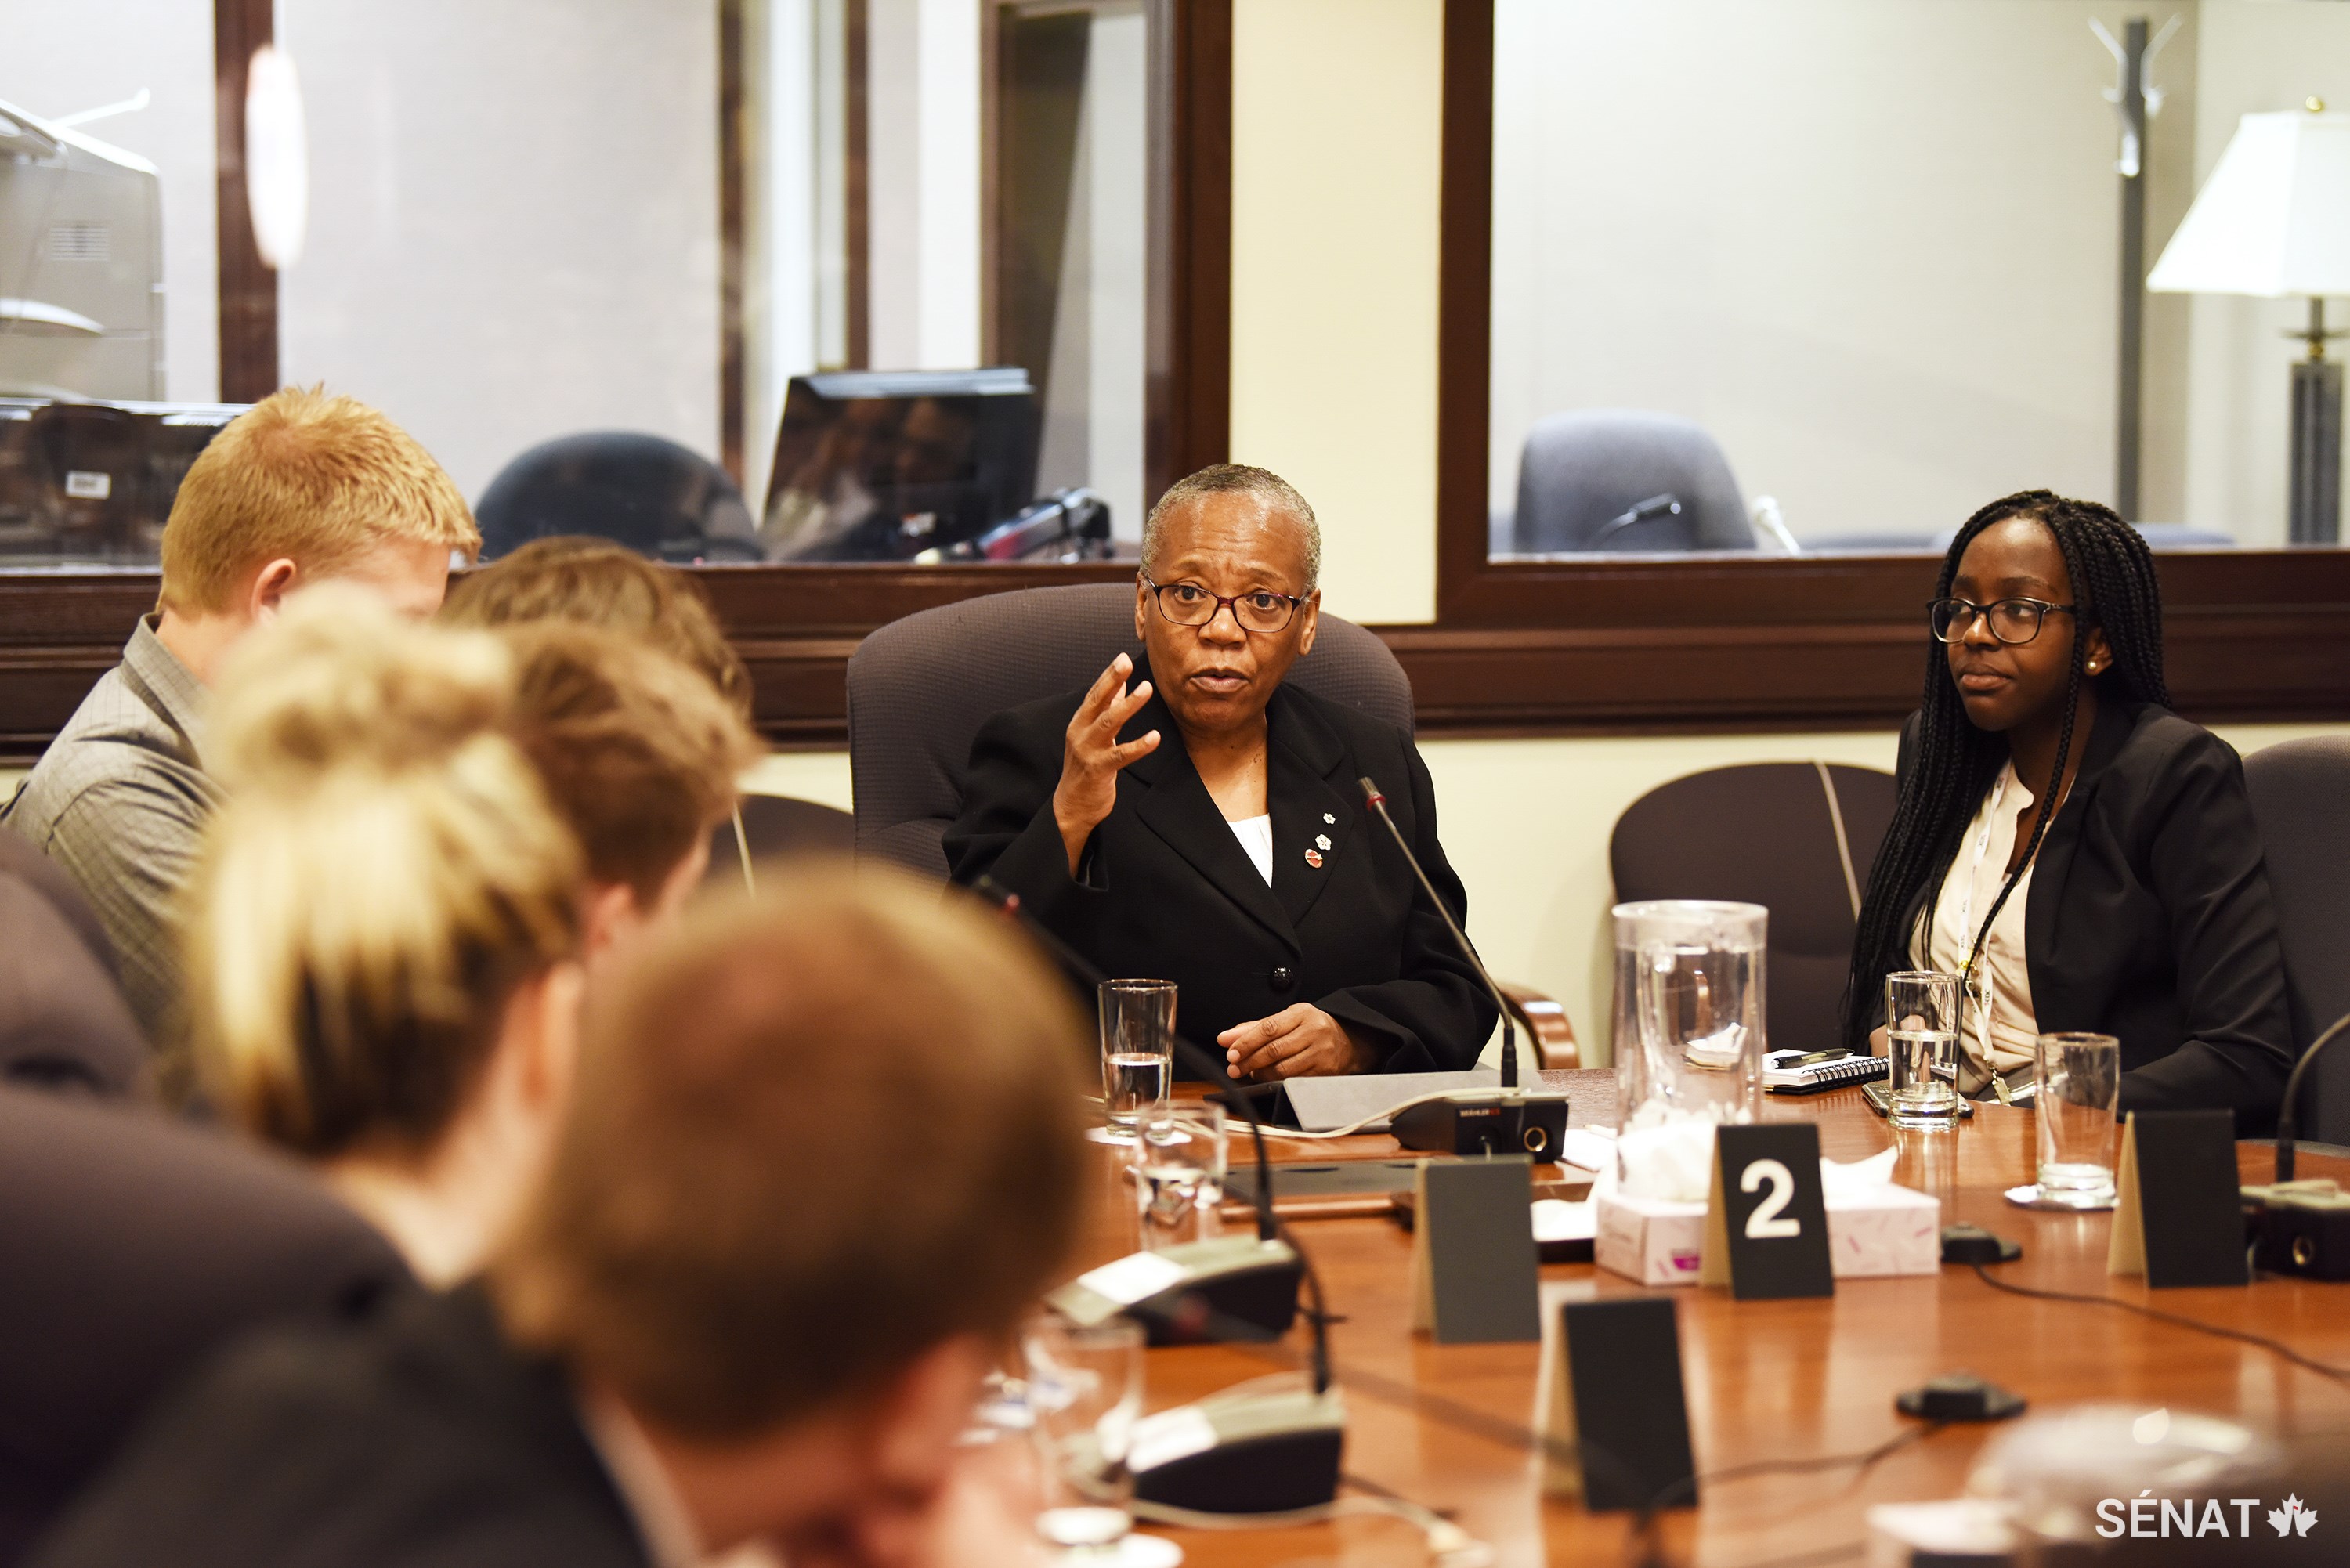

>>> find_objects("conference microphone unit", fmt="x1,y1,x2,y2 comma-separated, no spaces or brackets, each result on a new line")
971,877,1303,1346
1357,777,1571,1162
2246,1008,2350,1280
1126,1382,1347,1516
974,876,1345,1515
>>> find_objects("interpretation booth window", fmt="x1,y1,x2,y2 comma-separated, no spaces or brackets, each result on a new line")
0,0,1159,573
1482,0,2343,562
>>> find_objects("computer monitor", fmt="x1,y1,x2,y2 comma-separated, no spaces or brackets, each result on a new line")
758,368,1040,562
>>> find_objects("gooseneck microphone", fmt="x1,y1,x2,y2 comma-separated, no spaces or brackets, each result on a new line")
1358,776,1571,1158
1359,776,1521,1090
972,876,1282,1247
974,877,1331,1382
2240,1008,2350,1280
2273,1008,2350,1183
974,876,1347,1513
1591,491,1683,547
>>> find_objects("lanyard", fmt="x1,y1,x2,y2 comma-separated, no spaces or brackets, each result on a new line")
1947,768,2010,1096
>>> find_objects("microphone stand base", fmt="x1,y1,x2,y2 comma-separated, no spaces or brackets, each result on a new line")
1130,1385,1347,1514
1391,1090,1572,1162
1047,1237,1303,1346
2243,1180,2350,1280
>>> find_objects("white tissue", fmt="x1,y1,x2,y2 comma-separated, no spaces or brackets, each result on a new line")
1614,1115,1719,1204
1818,1146,1899,1198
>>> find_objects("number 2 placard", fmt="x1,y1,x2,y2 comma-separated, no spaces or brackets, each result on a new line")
1700,1124,1835,1299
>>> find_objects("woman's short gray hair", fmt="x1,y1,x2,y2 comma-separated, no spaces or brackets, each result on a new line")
1141,464,1321,590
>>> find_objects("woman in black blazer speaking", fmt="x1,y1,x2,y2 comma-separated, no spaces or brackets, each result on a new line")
947,465,1495,1078
1843,490,2292,1129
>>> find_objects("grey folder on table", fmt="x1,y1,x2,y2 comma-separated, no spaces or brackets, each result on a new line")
1283,1070,1501,1132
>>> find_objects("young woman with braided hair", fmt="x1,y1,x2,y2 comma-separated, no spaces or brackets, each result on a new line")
1842,490,2292,1130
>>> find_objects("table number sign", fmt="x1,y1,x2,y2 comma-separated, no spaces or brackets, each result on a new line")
1699,1123,1835,1299
1536,1297,1699,1511
1408,1156,1542,1342
2107,1110,2250,1288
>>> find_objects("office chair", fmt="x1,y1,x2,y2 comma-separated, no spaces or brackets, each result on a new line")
846,583,1574,1064
701,793,858,894
2244,736,2350,1143
475,432,761,565
0,1088,407,1563
1508,409,1754,554
1611,762,1898,1054
0,827,146,1097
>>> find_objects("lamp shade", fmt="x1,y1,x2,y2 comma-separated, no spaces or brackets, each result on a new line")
2148,110,2350,298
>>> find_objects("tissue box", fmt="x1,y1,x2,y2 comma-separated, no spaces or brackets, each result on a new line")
1595,1184,1941,1286
1594,1191,1708,1286
1824,1184,1940,1277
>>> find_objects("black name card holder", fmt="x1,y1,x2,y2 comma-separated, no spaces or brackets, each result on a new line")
1699,1122,1835,1300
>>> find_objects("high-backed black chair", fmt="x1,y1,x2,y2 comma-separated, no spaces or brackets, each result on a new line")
848,583,1412,877
847,583,1578,1066
1611,763,1899,1053
2244,736,2350,1143
700,793,858,893
475,432,761,564
0,1089,406,1562
0,827,146,1097
1509,409,1753,554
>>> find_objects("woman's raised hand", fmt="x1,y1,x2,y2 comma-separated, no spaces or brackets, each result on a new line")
1051,652,1160,877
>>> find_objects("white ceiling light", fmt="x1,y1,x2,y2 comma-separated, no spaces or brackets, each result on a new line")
244,45,309,270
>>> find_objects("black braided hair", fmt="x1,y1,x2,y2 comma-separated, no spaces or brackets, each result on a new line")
1838,491,2168,1050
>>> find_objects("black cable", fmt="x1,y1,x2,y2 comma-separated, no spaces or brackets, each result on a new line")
1970,1262,2350,1384
1629,1422,1946,1566
1178,1287,1933,1568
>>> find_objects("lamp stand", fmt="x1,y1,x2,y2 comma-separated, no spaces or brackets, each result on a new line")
2289,297,2346,545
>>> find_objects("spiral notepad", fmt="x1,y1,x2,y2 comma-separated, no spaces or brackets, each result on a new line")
1763,1050,1889,1094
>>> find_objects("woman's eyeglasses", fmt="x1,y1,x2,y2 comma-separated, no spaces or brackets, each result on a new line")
1928,596,2077,646
1144,576,1307,634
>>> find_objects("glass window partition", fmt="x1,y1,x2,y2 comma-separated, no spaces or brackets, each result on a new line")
1,0,1172,573
1484,0,2346,563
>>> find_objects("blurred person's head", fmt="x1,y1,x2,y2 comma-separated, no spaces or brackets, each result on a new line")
498,621,762,970
187,591,584,1282
492,865,1089,1560
157,387,478,681
439,537,752,718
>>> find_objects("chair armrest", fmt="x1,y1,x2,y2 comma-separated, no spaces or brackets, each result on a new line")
1498,980,1578,1070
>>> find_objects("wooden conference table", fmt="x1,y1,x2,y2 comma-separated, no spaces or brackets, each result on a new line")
1076,1071,2350,1567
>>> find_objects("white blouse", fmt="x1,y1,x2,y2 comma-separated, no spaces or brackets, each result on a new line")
1227,813,1274,885
1911,763,2040,1090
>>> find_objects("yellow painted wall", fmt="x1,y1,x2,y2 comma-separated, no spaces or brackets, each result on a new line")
1228,0,1444,625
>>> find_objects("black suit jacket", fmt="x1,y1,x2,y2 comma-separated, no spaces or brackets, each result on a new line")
1892,699,2294,1129
31,1284,649,1568
945,680,1498,1073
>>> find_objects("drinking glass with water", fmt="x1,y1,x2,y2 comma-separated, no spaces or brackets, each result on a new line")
1022,1316,1144,1559
1095,980,1176,1146
1885,970,1961,1129
1133,1104,1226,1251
2035,1031,2121,1206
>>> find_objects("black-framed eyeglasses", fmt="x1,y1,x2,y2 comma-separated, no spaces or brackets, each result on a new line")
1143,575,1309,634
1929,596,2078,645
